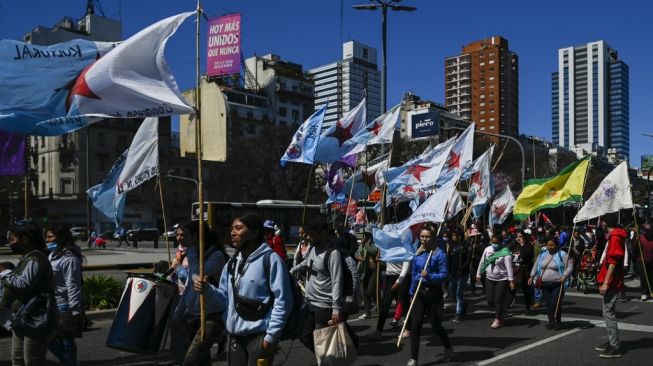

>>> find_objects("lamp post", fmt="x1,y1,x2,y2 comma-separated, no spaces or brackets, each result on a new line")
166,169,199,193
353,0,416,113
443,126,526,188
642,133,653,223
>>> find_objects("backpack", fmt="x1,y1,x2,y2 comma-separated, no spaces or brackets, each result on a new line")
227,251,307,341
323,247,354,298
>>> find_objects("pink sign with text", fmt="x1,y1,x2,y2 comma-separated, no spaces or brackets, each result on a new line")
206,14,241,76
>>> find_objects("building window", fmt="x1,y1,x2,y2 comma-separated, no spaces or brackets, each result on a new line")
41,182,46,196
40,157,45,172
279,107,287,117
291,110,300,123
98,132,106,147
61,179,73,195
489,125,495,129
40,137,45,148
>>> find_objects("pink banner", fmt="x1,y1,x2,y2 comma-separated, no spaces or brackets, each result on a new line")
206,14,241,77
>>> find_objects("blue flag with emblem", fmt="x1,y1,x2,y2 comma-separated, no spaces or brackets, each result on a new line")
280,104,327,167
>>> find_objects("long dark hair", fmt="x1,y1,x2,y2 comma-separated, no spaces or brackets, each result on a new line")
47,225,83,260
235,212,265,245
181,220,223,250
9,224,47,254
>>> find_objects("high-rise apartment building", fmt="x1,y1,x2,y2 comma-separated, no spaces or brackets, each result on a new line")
445,36,519,136
308,41,382,128
552,40,629,159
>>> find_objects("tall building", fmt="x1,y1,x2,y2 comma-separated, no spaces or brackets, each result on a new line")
552,40,629,160
445,36,519,136
308,41,382,128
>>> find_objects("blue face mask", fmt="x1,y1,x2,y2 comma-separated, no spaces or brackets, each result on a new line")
47,242,58,252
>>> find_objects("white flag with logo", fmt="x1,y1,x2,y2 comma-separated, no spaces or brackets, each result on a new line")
573,161,632,223
117,117,159,194
490,186,516,227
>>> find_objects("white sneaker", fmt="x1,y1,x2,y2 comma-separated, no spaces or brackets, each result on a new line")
358,313,370,320
642,294,648,301
407,359,418,366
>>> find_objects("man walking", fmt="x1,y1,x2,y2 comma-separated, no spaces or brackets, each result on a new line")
595,215,626,358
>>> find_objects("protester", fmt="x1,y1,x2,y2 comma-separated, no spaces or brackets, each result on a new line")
194,212,292,366
467,229,486,295
264,220,287,262
357,225,379,320
406,223,453,366
333,226,360,315
0,224,56,366
170,220,227,366
447,228,470,322
595,216,627,358
529,237,573,330
510,229,534,310
370,257,410,338
298,216,345,352
634,225,653,301
46,225,85,366
292,226,311,271
116,226,128,248
476,234,514,329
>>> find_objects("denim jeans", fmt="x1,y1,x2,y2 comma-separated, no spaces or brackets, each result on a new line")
449,275,467,315
11,331,50,366
48,336,77,366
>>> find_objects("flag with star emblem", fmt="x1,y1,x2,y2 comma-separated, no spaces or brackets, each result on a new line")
341,159,388,200
468,145,494,208
573,161,632,223
346,103,401,155
314,98,367,163
490,186,516,227
281,104,328,166
3,12,196,136
513,155,591,220
435,122,474,189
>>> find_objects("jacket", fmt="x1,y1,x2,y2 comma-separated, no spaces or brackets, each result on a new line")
0,250,53,312
409,248,448,296
206,243,292,345
49,246,83,315
635,233,653,264
175,245,226,317
447,241,471,277
598,227,627,290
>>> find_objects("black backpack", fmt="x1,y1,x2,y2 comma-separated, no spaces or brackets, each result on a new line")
323,247,354,298
227,251,307,341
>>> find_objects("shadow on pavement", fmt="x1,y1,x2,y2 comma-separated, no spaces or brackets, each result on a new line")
446,335,530,349
564,306,642,319
621,337,653,353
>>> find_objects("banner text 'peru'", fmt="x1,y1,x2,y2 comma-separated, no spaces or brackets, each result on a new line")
88,117,160,227
280,104,327,167
0,12,195,136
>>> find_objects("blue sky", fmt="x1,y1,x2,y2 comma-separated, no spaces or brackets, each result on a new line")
1,0,651,167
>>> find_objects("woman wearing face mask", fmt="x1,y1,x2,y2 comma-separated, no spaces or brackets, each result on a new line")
45,225,85,366
0,224,55,366
406,223,453,366
529,238,573,330
476,234,514,329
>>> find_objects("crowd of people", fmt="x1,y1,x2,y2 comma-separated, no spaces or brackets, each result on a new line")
0,210,652,365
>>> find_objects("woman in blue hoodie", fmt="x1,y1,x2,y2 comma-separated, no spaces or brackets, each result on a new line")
195,212,292,366
46,225,84,366
406,223,453,366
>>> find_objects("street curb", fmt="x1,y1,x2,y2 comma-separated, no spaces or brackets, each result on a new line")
84,262,155,271
86,308,117,321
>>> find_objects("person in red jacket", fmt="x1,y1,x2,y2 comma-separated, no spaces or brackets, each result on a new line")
595,215,626,358
634,224,653,301
263,220,287,261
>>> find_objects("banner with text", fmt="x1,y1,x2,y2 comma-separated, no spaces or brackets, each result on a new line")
207,14,241,77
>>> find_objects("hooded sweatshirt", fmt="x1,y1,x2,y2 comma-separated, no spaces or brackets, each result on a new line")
175,245,226,317
206,243,292,345
49,246,83,314
598,227,627,290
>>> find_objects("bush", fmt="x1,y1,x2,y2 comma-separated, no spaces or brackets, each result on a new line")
83,274,124,310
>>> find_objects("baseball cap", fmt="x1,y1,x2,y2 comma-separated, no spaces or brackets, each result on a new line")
263,220,276,229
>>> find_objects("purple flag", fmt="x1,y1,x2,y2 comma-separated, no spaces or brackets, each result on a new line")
0,131,26,176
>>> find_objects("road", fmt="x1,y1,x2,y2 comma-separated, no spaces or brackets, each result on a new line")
1,278,651,365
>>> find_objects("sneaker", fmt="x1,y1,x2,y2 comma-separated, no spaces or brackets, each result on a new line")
452,314,462,323
443,347,454,361
406,359,418,366
401,330,411,338
595,342,611,352
368,330,383,340
390,319,399,328
641,294,648,301
599,347,622,358
490,319,501,329
358,313,370,320
531,303,542,309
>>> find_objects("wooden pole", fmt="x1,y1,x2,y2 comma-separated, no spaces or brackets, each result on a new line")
194,1,206,340
302,165,314,226
158,177,172,265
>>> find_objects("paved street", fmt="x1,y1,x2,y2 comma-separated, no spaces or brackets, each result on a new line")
1,279,651,365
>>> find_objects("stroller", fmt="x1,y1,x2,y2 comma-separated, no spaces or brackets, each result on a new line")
577,246,598,293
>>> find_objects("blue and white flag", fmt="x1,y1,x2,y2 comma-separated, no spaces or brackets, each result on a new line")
345,103,400,155
341,159,388,200
435,123,475,189
314,99,367,163
280,104,327,167
0,12,195,136
88,117,160,227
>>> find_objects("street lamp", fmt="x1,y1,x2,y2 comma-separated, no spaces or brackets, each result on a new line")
443,127,526,188
353,0,416,113
166,169,199,193
642,133,653,223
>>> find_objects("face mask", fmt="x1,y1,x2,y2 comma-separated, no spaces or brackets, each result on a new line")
47,242,58,252
492,244,500,251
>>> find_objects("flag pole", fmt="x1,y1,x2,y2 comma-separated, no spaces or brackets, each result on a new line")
158,176,172,265
379,144,394,228
632,196,653,296
343,156,358,227
555,156,591,319
194,0,206,341
397,188,455,348
302,165,314,227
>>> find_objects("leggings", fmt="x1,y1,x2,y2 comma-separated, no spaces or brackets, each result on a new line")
376,274,409,332
410,286,451,360
541,282,563,324
485,278,509,320
361,266,378,315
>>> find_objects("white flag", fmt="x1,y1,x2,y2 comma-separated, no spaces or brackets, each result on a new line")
468,145,494,208
447,190,465,220
573,161,632,223
117,117,159,194
383,182,456,234
346,103,401,155
490,186,515,227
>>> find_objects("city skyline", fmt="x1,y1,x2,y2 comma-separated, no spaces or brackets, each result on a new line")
1,0,651,167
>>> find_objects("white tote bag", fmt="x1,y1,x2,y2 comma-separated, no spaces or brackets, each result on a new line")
313,322,357,366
